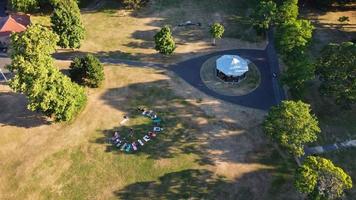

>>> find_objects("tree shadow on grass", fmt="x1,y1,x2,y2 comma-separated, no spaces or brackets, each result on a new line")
114,168,274,200
95,79,214,164
0,92,49,128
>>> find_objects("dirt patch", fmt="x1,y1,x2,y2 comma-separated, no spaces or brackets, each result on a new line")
166,69,273,197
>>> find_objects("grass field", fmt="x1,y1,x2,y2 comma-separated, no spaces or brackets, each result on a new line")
31,0,266,63
0,63,285,199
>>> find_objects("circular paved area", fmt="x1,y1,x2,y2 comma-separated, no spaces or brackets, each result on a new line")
200,55,261,96
171,49,279,110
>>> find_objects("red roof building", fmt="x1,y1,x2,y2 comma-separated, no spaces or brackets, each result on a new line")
0,14,31,46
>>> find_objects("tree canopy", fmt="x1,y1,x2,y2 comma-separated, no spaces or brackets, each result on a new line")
7,25,87,122
295,156,352,200
278,0,299,24
263,100,320,157
10,0,39,12
70,54,105,88
252,0,277,31
51,0,85,49
154,26,176,55
315,42,356,107
282,50,315,98
275,19,314,54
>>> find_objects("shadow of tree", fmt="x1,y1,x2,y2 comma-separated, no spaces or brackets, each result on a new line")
114,168,275,200
95,79,214,163
0,92,49,128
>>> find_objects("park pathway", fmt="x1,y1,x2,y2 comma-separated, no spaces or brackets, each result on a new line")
304,140,356,156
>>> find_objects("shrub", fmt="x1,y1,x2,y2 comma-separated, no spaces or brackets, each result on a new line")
70,54,105,88
154,26,176,55
51,0,85,49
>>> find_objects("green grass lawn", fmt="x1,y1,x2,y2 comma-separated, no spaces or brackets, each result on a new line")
31,0,262,62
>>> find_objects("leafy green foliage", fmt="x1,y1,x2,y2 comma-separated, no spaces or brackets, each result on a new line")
263,100,320,157
275,19,314,54
282,51,315,98
277,0,299,24
210,23,225,45
8,24,87,122
70,54,105,88
10,0,39,12
295,156,353,200
154,26,176,55
51,0,85,49
210,23,225,39
122,0,148,9
315,42,356,107
252,0,277,31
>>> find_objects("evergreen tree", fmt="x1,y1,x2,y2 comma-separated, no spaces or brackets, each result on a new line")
51,0,85,49
70,54,105,88
154,26,176,55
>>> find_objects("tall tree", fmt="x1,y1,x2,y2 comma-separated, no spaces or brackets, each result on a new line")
263,100,321,157
8,25,87,122
252,0,277,31
70,54,105,88
315,42,356,107
275,19,314,54
282,50,315,98
210,23,225,45
295,156,352,200
10,0,39,12
51,0,85,49
278,0,299,24
154,26,176,55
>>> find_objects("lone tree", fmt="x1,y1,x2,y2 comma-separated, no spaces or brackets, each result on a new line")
252,0,277,32
51,0,85,49
8,24,87,122
70,54,105,88
210,23,225,46
316,42,356,108
295,156,352,200
154,26,176,55
263,100,320,158
275,19,314,55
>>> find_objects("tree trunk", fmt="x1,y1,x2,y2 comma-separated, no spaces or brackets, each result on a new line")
212,38,216,46
294,156,302,167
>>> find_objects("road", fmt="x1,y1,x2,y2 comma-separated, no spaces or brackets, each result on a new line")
172,49,279,110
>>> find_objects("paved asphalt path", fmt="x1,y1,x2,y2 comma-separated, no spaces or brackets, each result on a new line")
171,49,279,110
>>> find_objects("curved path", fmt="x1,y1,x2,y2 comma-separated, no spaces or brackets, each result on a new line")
171,48,280,110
